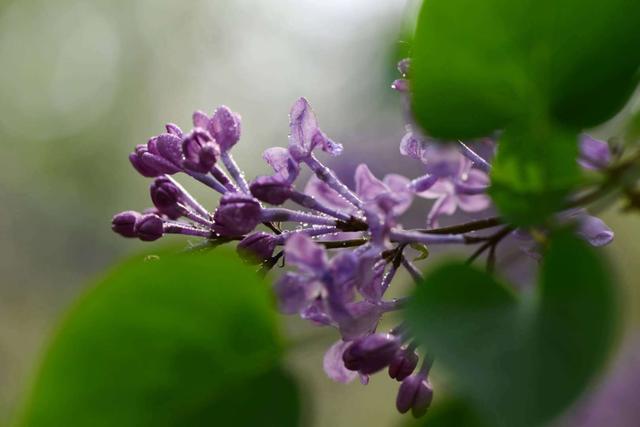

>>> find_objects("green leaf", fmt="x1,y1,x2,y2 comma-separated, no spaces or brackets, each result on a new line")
411,0,640,139
16,248,301,427
406,231,617,427
410,243,430,261
404,398,489,427
489,124,580,225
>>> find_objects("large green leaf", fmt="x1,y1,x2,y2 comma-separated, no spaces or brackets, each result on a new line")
406,232,617,427
489,124,581,225
16,248,300,427
411,0,640,139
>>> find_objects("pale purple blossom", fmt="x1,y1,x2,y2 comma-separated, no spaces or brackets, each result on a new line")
111,64,618,419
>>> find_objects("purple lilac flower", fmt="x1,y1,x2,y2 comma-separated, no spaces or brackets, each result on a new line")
111,58,619,418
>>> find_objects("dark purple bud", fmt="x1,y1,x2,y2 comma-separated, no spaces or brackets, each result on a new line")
112,211,142,238
396,374,433,418
237,232,277,264
129,143,181,177
150,177,183,219
249,176,293,205
342,333,401,375
134,213,164,241
388,347,419,381
155,133,183,166
209,106,241,151
213,193,261,237
182,129,220,173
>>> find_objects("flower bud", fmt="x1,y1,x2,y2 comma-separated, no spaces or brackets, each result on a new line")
249,176,292,205
237,232,277,264
155,134,183,167
213,193,261,237
134,213,164,241
209,106,241,151
150,177,183,219
396,374,433,418
342,333,400,375
165,123,183,137
112,211,141,238
388,347,419,381
129,143,181,177
579,134,611,170
182,129,220,173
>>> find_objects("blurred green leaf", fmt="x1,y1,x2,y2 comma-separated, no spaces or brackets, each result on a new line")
406,231,617,427
489,125,580,225
403,398,489,427
411,0,640,139
16,248,300,427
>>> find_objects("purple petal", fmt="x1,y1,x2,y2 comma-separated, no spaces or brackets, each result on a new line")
192,110,210,129
355,164,388,202
579,134,611,170
422,143,464,178
165,123,183,137
304,175,354,212
301,299,333,326
274,272,321,314
288,97,341,159
356,249,385,301
262,147,299,182
330,251,358,301
339,301,382,340
383,174,413,215
323,340,358,383
155,133,183,166
399,131,425,161
288,97,319,160
284,234,328,275
209,106,241,151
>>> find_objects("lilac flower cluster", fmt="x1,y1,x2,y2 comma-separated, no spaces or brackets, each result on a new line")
112,59,614,417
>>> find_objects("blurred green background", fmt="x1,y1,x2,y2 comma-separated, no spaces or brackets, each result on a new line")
1,0,639,426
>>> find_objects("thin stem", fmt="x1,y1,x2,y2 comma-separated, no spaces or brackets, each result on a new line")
458,141,491,173
402,257,424,285
273,226,340,244
304,154,363,208
164,175,210,218
466,226,513,265
163,222,214,238
315,238,369,249
188,171,228,194
289,190,353,222
176,203,214,227
390,229,467,245
221,151,250,193
416,216,502,235
211,165,239,192
261,208,337,226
